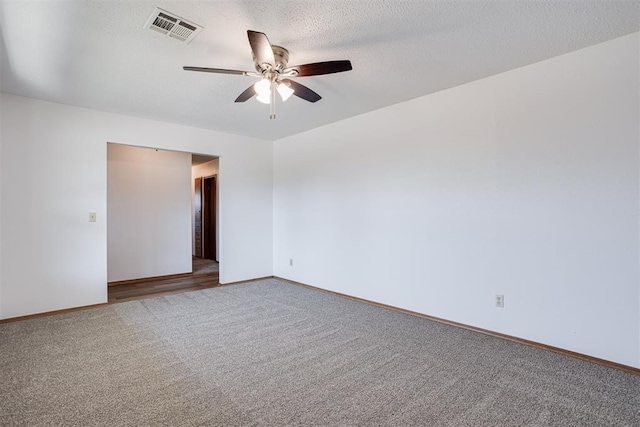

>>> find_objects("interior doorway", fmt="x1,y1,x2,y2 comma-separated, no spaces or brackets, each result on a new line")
106,146,220,303
194,177,202,257
201,175,218,260
191,154,219,264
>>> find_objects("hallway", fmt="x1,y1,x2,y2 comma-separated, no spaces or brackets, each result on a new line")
108,258,219,303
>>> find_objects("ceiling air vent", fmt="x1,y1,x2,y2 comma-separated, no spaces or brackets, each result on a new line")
144,7,203,44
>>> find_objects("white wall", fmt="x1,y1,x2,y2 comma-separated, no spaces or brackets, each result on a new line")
0,93,273,319
108,144,192,282
0,95,3,319
0,96,108,318
274,33,640,368
191,158,219,259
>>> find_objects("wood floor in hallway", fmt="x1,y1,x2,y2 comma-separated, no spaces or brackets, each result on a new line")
108,257,220,303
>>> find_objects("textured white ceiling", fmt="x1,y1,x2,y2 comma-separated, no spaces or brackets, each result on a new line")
1,1,638,141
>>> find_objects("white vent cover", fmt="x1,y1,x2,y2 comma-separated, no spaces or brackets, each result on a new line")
144,7,203,44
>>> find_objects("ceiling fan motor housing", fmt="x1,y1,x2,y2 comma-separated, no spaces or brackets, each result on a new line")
253,45,290,73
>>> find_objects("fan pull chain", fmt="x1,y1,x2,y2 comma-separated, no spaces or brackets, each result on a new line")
270,78,276,119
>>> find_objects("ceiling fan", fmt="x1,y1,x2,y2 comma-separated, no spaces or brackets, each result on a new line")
183,30,353,119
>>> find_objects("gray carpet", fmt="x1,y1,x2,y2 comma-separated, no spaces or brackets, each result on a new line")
1,278,638,426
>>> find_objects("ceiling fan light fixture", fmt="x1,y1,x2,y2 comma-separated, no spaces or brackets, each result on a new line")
277,82,294,101
254,78,271,96
256,92,271,104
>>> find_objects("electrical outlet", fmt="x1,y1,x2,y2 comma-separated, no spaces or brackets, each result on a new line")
495,294,504,308
289,258,294,267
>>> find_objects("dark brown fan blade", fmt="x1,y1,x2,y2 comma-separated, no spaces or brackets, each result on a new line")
234,85,256,102
247,30,275,69
284,60,352,77
183,66,250,75
281,79,321,103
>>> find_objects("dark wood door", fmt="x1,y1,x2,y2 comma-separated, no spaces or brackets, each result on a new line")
194,177,202,258
203,176,217,261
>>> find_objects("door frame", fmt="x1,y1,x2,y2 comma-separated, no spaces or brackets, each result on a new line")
201,174,218,261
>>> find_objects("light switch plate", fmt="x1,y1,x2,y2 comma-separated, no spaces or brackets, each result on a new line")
89,212,97,223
